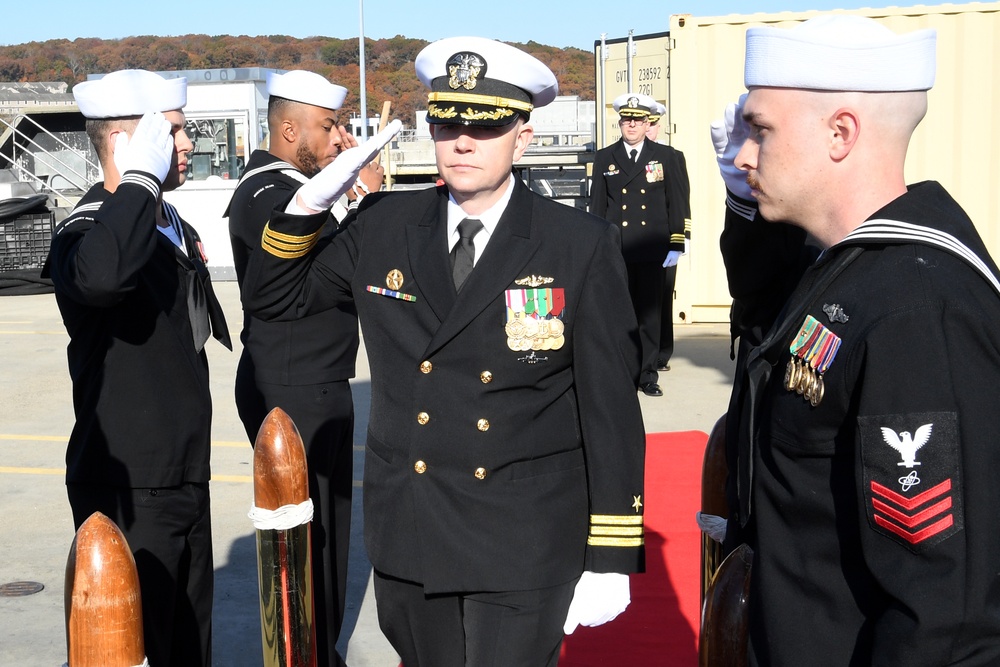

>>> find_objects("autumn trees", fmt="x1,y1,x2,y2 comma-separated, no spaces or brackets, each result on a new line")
0,34,595,128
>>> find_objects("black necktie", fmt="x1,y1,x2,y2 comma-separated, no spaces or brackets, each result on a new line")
451,217,484,292
629,148,638,162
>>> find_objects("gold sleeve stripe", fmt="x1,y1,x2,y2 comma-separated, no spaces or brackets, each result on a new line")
588,536,644,548
590,514,644,526
262,222,321,259
684,219,692,230
263,222,322,245
670,233,686,242
590,525,644,537
263,239,315,259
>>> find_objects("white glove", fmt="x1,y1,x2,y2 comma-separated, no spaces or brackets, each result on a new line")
684,237,690,256
296,119,402,212
709,94,753,200
563,571,631,635
696,511,728,544
662,250,681,268
112,111,174,184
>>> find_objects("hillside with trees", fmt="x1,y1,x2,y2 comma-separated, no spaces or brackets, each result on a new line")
0,35,595,126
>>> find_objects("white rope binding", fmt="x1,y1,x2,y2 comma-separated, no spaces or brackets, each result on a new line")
696,511,728,544
248,499,314,530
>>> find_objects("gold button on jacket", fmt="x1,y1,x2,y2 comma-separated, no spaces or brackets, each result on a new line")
477,419,490,432
420,360,433,374
417,412,430,425
480,370,493,384
474,467,487,480
414,460,427,474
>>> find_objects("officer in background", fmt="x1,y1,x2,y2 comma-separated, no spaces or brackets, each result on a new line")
226,70,382,666
240,37,646,666
590,93,690,396
717,16,1000,665
44,69,231,667
645,100,666,143
644,100,689,372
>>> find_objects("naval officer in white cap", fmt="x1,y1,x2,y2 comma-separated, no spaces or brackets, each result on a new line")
44,69,231,667
226,68,382,667
239,36,646,665
645,100,666,143
590,92,690,396
712,15,1000,665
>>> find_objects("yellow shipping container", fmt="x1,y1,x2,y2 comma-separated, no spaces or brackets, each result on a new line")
595,3,1000,324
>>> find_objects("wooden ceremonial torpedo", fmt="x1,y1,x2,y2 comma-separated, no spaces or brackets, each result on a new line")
700,414,728,603
253,407,317,667
699,543,753,667
64,512,145,667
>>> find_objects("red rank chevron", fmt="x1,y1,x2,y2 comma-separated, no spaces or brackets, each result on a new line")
870,479,954,545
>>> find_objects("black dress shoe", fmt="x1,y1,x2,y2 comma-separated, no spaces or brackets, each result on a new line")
657,362,671,371
639,382,663,397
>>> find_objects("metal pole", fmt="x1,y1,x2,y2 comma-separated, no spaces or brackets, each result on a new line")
358,0,368,138
598,33,607,149
627,29,634,94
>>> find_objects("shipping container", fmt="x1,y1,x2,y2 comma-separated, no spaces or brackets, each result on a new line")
594,2,1000,323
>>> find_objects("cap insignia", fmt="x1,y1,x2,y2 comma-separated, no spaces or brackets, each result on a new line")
447,52,485,91
627,96,639,108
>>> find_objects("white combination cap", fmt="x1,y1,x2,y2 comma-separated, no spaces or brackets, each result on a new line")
73,69,187,119
416,36,558,126
745,15,936,92
647,101,666,123
266,70,348,110
613,92,656,118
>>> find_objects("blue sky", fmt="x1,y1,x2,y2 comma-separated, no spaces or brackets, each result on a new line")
4,0,892,49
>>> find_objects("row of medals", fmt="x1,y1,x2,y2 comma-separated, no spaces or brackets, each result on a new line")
785,356,825,407
505,317,565,352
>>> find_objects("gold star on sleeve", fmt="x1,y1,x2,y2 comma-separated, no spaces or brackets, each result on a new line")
632,495,643,513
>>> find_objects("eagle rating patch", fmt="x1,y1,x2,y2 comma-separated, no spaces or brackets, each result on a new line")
860,411,963,551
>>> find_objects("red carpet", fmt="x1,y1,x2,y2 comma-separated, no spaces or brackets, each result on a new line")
559,431,707,667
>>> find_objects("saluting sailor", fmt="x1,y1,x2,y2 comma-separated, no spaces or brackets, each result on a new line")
225,69,382,667
241,36,646,666
713,15,1000,665
43,69,231,667
590,92,690,397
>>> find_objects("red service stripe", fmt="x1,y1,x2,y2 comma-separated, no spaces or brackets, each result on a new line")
872,496,952,528
874,513,954,545
870,478,952,510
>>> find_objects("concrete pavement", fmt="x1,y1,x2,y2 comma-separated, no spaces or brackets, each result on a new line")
0,280,735,666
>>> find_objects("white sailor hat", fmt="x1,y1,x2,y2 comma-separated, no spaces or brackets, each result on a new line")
647,101,666,124
613,92,655,119
416,36,558,126
73,69,186,119
266,70,348,110
745,15,936,92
